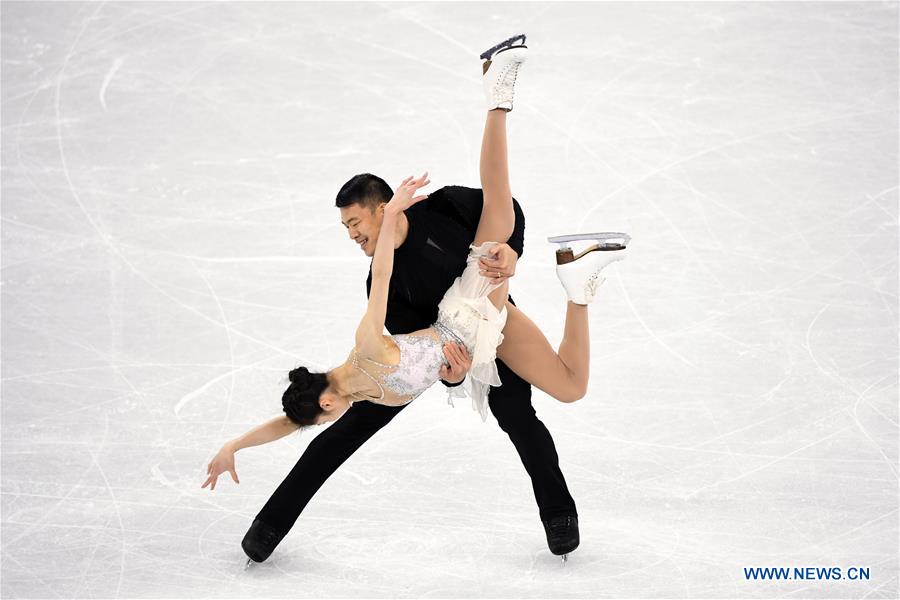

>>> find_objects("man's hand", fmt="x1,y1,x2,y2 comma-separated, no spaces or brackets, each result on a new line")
479,242,518,281
201,443,239,491
439,342,471,384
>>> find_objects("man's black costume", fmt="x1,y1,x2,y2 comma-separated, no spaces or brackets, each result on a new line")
246,186,577,560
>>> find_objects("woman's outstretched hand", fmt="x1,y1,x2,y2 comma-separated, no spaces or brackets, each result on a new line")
440,342,472,384
385,172,430,215
478,242,518,280
201,443,239,491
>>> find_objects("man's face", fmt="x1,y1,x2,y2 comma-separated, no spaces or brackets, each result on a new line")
340,202,384,257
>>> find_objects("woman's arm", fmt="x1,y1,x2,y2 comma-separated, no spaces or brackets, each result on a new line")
228,415,299,451
202,415,298,491
355,173,431,356
357,209,398,354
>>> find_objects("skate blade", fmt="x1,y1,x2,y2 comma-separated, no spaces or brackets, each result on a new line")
548,232,631,250
244,558,254,570
561,553,568,564
480,34,527,60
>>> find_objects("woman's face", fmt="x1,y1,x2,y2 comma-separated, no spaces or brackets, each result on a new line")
314,388,352,425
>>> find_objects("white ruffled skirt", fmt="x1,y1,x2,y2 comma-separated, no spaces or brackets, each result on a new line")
435,241,509,421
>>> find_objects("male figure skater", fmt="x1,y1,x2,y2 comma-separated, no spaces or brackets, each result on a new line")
242,35,580,563
243,177,580,563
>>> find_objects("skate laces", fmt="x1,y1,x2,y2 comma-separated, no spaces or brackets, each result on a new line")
585,269,605,302
491,59,523,105
584,251,620,301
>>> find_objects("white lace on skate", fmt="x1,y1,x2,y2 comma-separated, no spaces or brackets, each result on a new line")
489,60,523,110
584,272,606,304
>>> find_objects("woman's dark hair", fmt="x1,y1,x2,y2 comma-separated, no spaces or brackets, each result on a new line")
335,173,392,210
282,367,329,426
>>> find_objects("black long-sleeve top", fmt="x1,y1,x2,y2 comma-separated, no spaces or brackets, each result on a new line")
365,185,525,336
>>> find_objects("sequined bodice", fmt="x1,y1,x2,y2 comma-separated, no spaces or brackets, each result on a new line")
352,322,463,406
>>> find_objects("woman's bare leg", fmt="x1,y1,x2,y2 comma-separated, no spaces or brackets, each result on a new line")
497,301,590,403
474,109,515,248
474,108,515,310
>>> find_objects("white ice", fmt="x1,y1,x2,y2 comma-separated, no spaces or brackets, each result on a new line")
1,2,898,598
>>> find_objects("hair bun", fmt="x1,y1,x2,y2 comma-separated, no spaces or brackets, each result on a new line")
289,366,311,386
282,366,330,427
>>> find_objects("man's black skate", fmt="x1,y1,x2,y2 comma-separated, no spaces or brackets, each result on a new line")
542,514,579,562
241,518,286,566
480,33,527,60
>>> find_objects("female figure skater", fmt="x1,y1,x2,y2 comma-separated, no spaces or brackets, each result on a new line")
203,35,627,488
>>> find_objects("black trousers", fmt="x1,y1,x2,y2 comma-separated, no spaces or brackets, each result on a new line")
256,357,577,534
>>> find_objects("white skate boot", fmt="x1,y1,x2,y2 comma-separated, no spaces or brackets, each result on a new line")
549,233,631,305
481,35,528,112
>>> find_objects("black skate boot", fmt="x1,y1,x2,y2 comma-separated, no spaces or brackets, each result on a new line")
241,518,286,567
542,514,579,562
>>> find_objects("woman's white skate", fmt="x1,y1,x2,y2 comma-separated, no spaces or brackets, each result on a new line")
549,233,630,305
481,35,528,111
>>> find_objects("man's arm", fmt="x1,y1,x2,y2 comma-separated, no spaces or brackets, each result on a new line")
505,196,526,257
428,186,526,257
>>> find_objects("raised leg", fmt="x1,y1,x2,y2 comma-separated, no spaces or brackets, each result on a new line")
473,109,515,253
475,108,515,314
496,301,590,403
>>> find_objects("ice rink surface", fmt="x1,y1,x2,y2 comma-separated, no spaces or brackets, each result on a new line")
2,1,898,598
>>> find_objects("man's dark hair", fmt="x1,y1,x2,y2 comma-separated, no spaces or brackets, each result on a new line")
335,173,393,211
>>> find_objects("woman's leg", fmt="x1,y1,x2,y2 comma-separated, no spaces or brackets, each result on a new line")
474,109,515,248
475,109,514,309
496,301,590,403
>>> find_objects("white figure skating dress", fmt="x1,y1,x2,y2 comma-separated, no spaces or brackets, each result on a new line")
352,242,507,421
